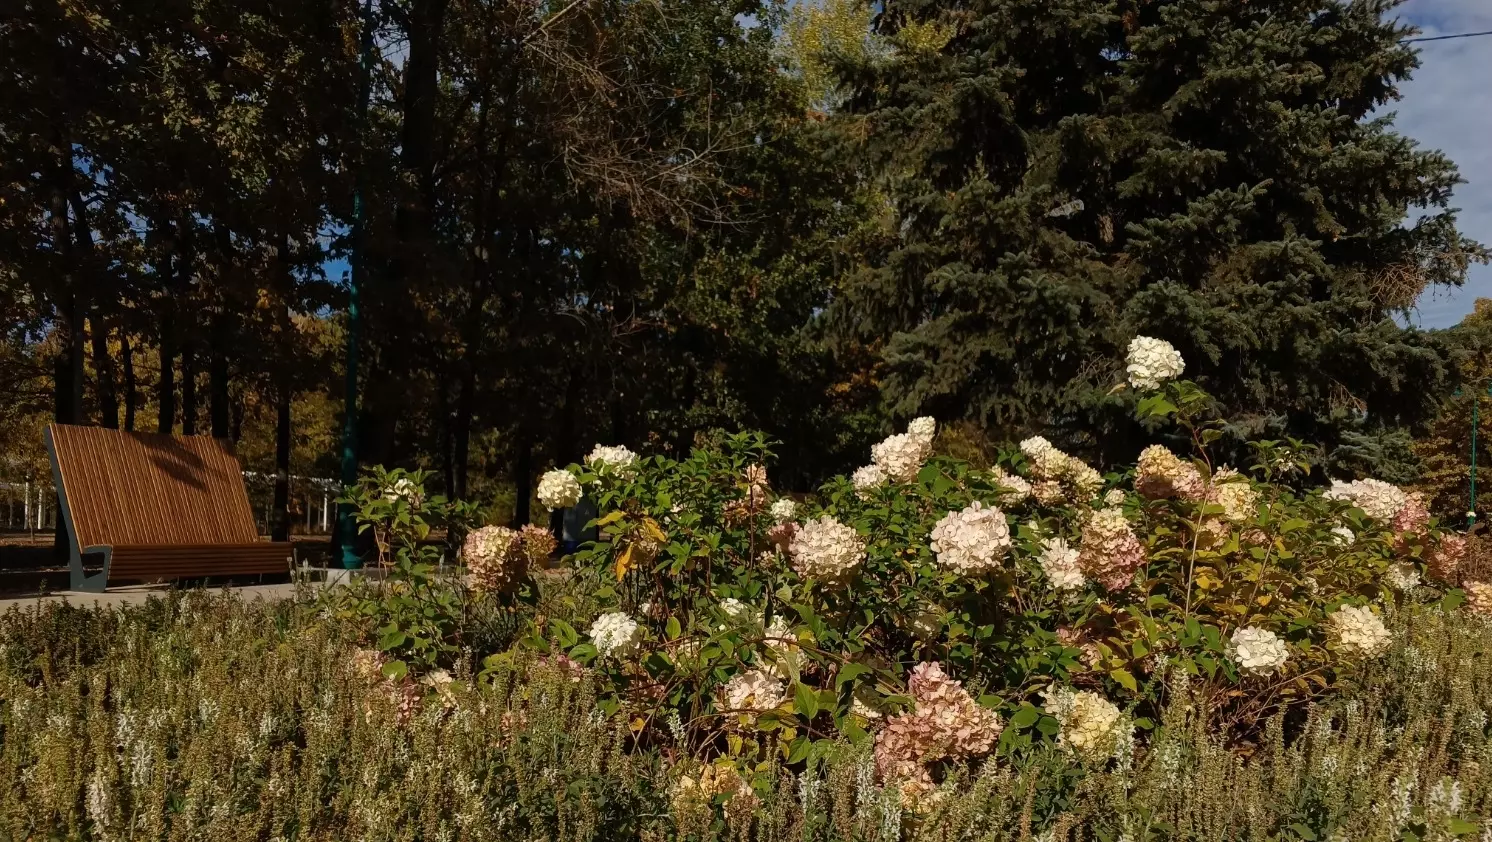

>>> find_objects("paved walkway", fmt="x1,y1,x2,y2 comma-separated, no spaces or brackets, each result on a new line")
0,583,303,610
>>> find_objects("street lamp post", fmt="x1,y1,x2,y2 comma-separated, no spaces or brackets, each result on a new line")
1458,385,1491,529
337,0,376,570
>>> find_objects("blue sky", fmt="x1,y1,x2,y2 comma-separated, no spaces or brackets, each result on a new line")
1393,0,1492,328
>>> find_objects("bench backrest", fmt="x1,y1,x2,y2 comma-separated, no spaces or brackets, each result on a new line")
47,424,261,548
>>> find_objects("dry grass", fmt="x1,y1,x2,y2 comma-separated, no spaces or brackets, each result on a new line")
3,592,1492,841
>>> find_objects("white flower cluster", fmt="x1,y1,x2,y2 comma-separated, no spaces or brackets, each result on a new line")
1327,605,1391,659
1039,537,1086,591
462,525,521,593
585,444,640,479
1020,436,1103,503
1210,468,1260,522
1126,336,1185,391
1104,489,1127,506
788,516,866,583
589,612,643,659
1042,686,1129,762
1324,478,1409,523
1330,526,1356,546
855,417,938,490
384,476,423,508
721,669,785,713
1385,562,1421,592
1226,626,1289,677
770,498,798,523
717,597,754,625
1465,581,1492,617
872,432,932,483
852,463,887,495
989,466,1032,503
928,502,1012,574
537,469,582,510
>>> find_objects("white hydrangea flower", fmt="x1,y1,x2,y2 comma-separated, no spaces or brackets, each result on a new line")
907,416,937,446
788,516,866,583
852,463,886,494
722,670,785,713
589,612,643,659
537,469,582,510
1039,537,1086,591
871,432,931,483
989,467,1032,503
384,476,423,507
1330,526,1356,546
928,502,1012,574
1210,468,1260,522
1020,437,1065,478
1125,336,1185,391
770,498,798,524
717,598,754,625
1327,605,1392,659
1226,627,1289,677
1104,489,1126,506
1324,478,1408,523
1042,686,1129,762
1385,563,1421,592
585,444,640,479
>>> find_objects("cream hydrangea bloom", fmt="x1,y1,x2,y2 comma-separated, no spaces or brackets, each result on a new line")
536,469,582,510
1330,525,1356,546
852,463,886,495
871,432,931,483
1135,445,1205,501
1042,686,1128,762
589,612,643,659
1226,626,1289,677
1464,581,1492,617
1385,562,1421,592
769,498,798,523
722,669,784,713
1104,489,1127,506
1327,605,1391,658
929,502,1011,574
1210,468,1260,522
1324,478,1408,523
462,525,521,593
1077,507,1147,591
907,416,937,446
1039,537,1085,591
1126,336,1185,390
1020,436,1066,478
717,597,754,625
584,444,640,479
1019,436,1102,502
990,467,1033,503
788,516,866,582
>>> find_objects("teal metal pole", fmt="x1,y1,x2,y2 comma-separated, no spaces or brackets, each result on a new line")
337,0,376,569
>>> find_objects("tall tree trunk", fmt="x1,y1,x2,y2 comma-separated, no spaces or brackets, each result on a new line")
439,380,455,499
209,326,230,438
181,339,197,435
89,310,119,428
454,360,475,499
48,183,83,425
210,219,234,438
512,429,532,528
272,232,294,541
272,379,292,542
158,305,176,433
121,331,137,431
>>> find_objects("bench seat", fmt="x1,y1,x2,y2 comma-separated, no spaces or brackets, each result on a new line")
97,543,292,581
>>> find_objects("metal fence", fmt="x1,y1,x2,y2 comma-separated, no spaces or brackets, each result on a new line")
0,474,339,537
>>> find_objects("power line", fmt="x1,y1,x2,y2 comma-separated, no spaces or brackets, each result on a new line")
1403,30,1492,44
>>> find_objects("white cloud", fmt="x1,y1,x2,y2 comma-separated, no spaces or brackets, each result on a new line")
1393,0,1492,328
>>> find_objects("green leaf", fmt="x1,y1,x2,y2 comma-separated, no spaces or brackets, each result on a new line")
835,663,872,689
381,660,408,681
665,617,682,640
787,736,812,764
794,682,820,718
1447,818,1479,836
1010,705,1040,728
550,619,579,649
1288,823,1318,841
1110,669,1138,693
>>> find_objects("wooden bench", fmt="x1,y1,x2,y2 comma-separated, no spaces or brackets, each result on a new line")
45,424,293,592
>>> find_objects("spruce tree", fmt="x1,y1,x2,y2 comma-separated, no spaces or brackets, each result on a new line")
832,0,1486,472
